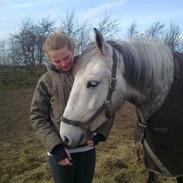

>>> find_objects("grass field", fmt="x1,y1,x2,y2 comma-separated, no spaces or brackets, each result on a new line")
0,88,177,183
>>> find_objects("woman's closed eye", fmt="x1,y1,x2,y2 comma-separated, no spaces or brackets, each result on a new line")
63,55,70,61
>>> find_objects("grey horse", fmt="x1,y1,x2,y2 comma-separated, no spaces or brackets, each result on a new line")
60,28,183,183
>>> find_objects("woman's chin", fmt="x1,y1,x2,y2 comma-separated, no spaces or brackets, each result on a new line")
56,66,70,72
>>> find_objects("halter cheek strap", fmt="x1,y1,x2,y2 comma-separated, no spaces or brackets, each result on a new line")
61,49,118,132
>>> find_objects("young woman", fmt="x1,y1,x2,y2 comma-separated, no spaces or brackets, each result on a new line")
30,32,113,183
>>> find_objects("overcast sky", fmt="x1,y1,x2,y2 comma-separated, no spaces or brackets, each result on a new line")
0,0,183,40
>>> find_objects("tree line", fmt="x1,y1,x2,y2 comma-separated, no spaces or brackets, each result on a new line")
0,11,182,67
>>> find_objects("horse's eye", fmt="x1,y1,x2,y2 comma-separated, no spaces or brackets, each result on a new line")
87,80,100,88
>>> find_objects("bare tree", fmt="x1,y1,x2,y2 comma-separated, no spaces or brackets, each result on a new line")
61,11,76,37
163,23,182,51
60,11,91,54
0,40,12,66
9,17,55,66
9,37,18,66
145,21,165,38
35,18,55,64
127,21,138,38
0,40,6,65
60,10,120,54
10,18,37,66
97,10,120,39
74,23,91,54
179,40,183,52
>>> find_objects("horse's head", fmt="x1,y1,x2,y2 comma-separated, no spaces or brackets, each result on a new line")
60,29,127,148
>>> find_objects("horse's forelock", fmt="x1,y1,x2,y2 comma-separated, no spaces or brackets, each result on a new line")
73,42,105,76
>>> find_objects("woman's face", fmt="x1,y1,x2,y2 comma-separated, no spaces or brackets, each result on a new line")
48,47,74,71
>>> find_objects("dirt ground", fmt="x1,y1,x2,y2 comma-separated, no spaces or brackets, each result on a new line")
0,88,177,183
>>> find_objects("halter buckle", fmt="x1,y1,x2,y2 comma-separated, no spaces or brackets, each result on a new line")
110,77,116,90
138,121,148,128
105,100,111,109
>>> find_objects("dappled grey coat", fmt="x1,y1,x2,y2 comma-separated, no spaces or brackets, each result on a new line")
30,62,113,153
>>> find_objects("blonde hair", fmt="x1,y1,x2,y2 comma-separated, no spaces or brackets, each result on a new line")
43,32,75,55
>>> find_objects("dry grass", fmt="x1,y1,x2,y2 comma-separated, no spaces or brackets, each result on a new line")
0,89,177,183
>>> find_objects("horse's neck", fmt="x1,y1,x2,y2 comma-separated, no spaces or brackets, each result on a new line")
128,76,173,121
116,42,174,121
134,86,171,120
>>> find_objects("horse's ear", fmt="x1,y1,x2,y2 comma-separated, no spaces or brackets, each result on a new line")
94,28,108,56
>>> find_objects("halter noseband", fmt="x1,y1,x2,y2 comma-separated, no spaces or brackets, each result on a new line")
61,49,118,132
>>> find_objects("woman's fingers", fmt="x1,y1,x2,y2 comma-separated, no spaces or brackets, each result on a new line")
87,139,95,147
58,158,73,166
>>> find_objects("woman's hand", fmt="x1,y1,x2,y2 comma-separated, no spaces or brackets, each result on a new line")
87,133,106,146
59,158,73,166
87,139,95,147
58,149,73,166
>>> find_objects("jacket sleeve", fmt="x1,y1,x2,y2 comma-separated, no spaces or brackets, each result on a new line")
95,114,115,140
30,75,62,153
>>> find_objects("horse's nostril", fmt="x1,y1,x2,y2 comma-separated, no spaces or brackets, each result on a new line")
64,136,69,145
